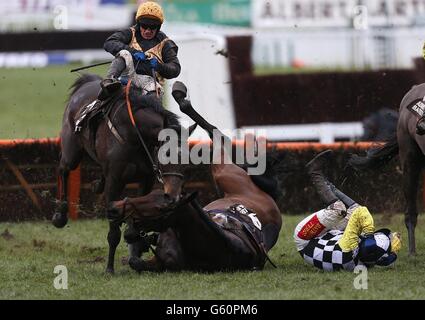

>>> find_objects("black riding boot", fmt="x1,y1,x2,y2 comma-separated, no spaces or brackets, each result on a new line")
306,150,339,206
327,182,356,208
98,57,126,100
416,116,425,135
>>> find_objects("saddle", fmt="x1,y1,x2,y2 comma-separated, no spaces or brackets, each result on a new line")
74,91,124,157
207,204,276,270
75,100,102,134
74,74,162,140
407,97,425,118
407,97,425,135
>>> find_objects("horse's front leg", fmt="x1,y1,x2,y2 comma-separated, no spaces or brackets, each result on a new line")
53,121,84,228
53,149,83,228
172,81,227,141
52,167,70,228
106,219,122,274
402,154,421,256
104,174,126,274
399,134,423,256
125,175,156,270
125,220,155,270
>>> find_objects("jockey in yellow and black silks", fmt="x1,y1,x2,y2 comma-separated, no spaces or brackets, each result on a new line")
99,1,181,99
293,150,401,271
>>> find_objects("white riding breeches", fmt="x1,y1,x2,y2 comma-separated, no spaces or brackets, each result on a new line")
293,200,359,251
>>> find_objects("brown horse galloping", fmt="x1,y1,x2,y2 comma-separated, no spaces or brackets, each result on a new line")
112,82,283,272
54,73,182,273
349,83,425,255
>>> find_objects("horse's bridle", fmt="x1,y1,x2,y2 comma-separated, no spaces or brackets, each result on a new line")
125,79,164,184
125,80,187,187
161,172,184,179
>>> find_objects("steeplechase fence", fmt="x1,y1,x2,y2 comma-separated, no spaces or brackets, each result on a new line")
0,138,422,222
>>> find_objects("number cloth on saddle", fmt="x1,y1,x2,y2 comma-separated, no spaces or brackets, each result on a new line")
407,97,425,118
74,100,101,133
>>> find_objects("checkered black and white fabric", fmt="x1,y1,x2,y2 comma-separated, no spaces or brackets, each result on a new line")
299,230,359,271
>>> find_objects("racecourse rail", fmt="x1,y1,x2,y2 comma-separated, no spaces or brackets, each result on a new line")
0,138,418,221
0,137,377,149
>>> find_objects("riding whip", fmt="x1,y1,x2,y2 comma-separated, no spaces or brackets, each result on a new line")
70,60,113,73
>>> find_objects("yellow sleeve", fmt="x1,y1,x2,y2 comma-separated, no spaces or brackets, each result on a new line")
338,206,375,252
391,232,402,254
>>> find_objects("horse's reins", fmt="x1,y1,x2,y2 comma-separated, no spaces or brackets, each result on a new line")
125,78,163,184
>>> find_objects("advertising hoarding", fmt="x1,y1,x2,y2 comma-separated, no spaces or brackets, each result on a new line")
252,0,425,29
162,0,251,27
0,0,133,32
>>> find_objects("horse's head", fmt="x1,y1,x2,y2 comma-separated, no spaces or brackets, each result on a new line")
112,189,196,232
159,123,198,201
162,172,185,200
113,189,173,229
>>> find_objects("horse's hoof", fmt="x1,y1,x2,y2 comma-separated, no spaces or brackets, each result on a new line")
105,267,115,274
52,213,68,228
172,81,187,102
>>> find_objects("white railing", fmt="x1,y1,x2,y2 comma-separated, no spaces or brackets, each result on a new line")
239,122,364,143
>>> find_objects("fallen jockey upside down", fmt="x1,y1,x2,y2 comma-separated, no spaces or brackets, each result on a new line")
294,150,402,271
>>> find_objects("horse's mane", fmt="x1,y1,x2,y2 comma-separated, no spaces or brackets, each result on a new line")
130,91,180,129
67,73,102,104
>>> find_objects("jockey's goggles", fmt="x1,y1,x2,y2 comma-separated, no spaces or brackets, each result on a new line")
140,23,159,31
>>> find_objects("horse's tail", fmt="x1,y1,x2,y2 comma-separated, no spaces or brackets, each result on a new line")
67,73,102,102
348,135,399,171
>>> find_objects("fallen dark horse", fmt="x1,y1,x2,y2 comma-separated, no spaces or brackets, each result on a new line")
112,82,282,272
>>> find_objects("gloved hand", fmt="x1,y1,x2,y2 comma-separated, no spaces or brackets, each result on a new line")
149,57,159,70
390,232,402,254
119,76,129,86
133,51,147,62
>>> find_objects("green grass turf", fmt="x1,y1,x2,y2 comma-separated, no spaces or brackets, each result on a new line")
0,214,424,300
0,65,108,139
